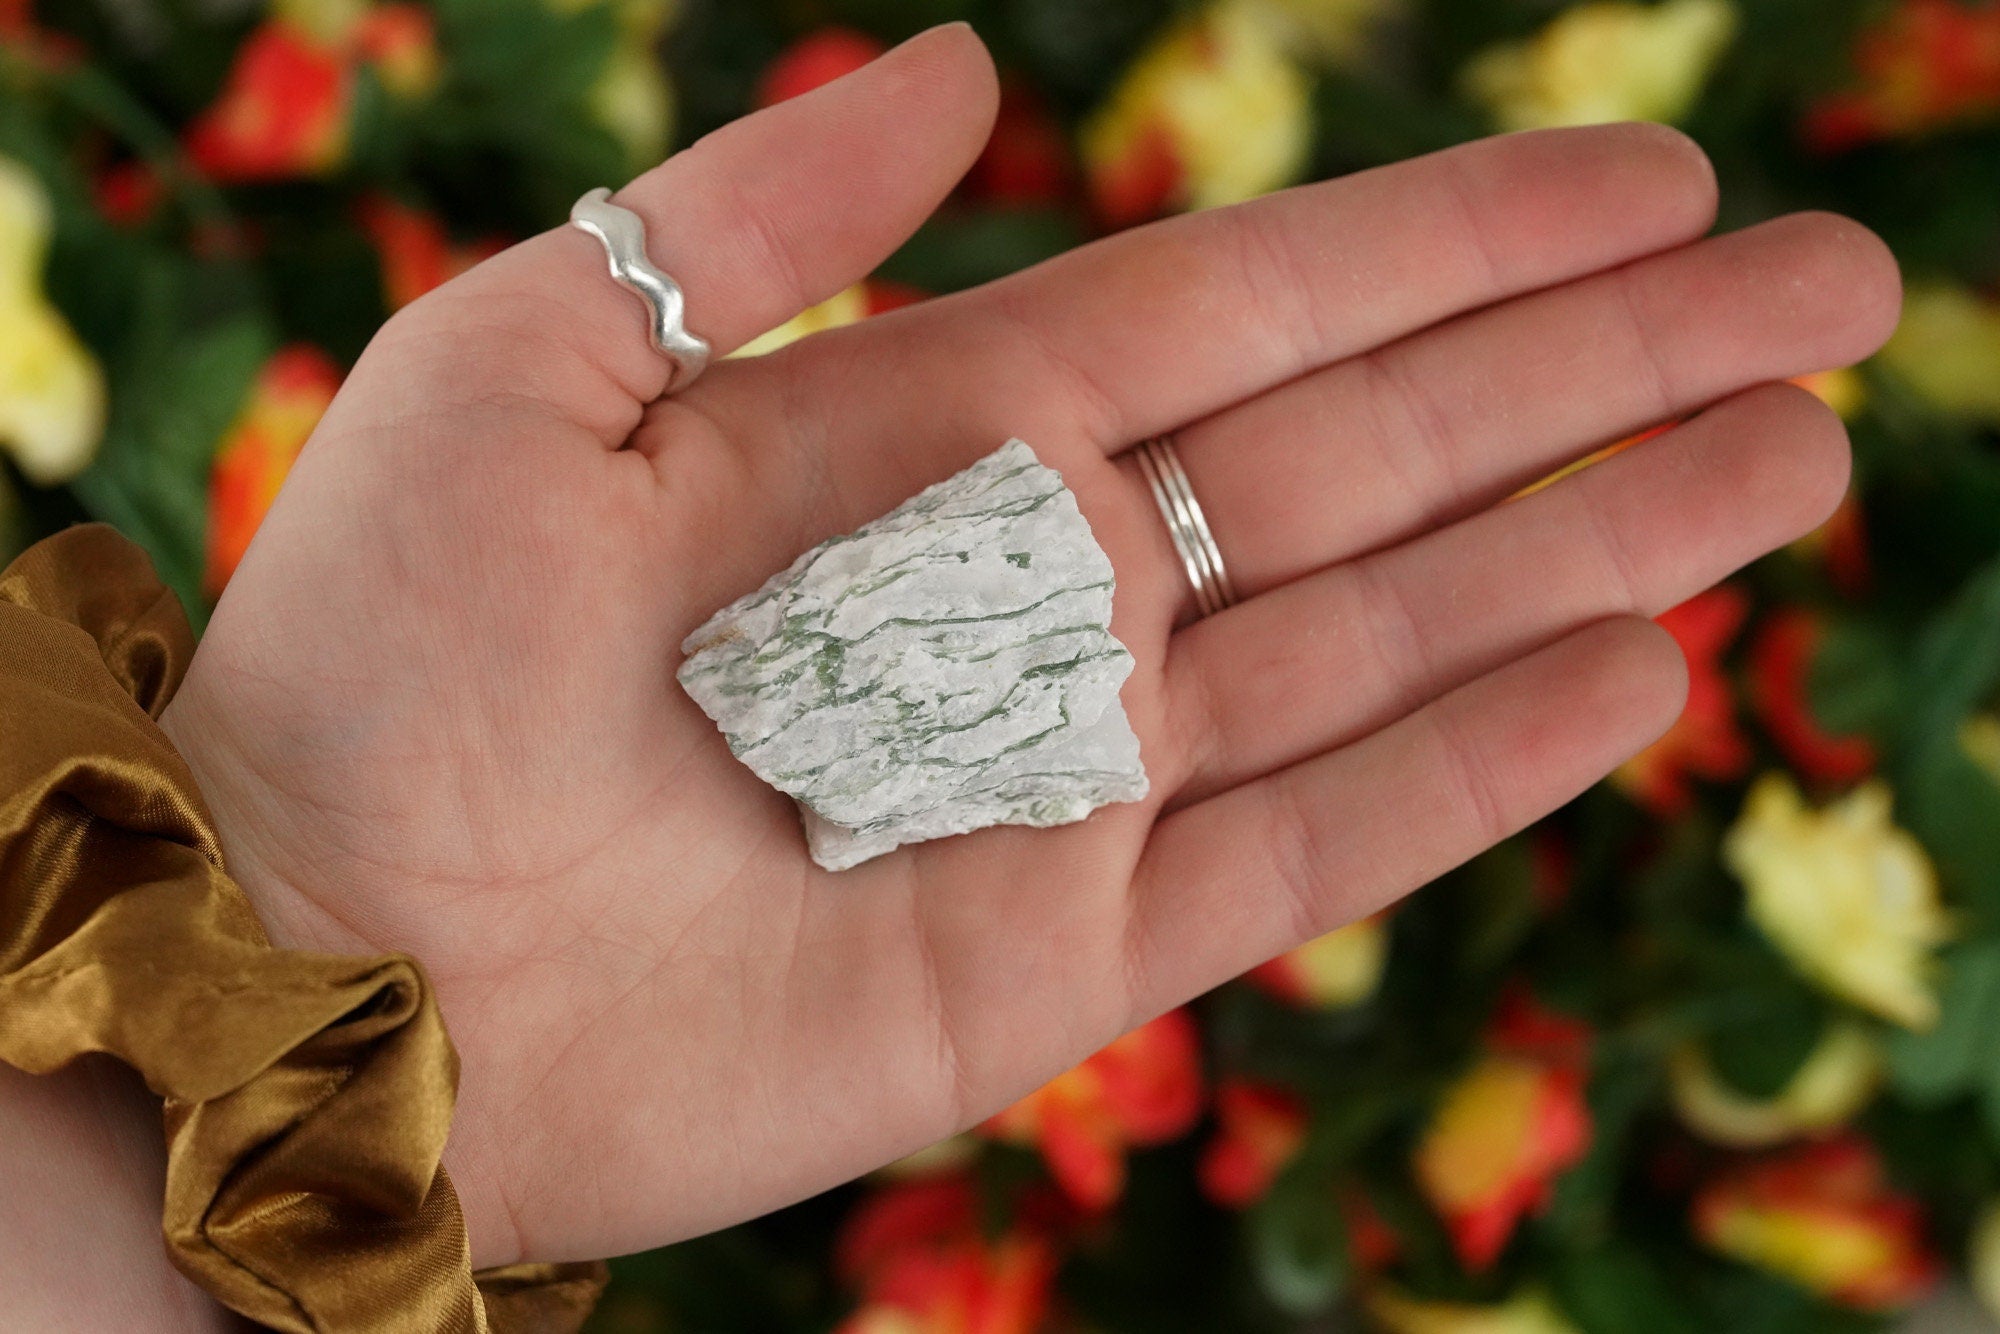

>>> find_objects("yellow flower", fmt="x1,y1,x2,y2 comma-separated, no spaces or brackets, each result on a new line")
1669,1021,1883,1147
1796,366,1867,420
1246,915,1390,1009
1880,285,2000,424
1081,0,1313,226
592,39,674,173
544,0,679,171
1367,1287,1581,1334
273,0,367,42
1415,1059,1581,1264
1724,775,1950,1030
608,0,678,171
1462,0,1738,132
1239,0,1398,63
1693,1136,1939,1310
732,284,872,359
1971,1199,2000,1322
0,158,105,485
1964,715,2000,786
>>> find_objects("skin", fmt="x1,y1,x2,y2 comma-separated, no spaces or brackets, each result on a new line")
3,23,1905,1314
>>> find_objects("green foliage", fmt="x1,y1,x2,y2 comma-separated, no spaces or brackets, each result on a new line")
1248,1167,1352,1316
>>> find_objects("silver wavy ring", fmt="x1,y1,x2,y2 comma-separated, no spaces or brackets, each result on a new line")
1134,434,1237,618
569,187,712,394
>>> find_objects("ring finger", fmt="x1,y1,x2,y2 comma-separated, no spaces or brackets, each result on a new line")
1161,380,1851,806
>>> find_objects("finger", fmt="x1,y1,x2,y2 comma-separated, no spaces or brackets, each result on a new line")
1160,211,1901,603
782,120,1718,490
1163,381,1848,806
1126,616,1687,1014
382,23,999,445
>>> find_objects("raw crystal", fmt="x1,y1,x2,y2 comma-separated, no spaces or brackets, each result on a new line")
678,439,1148,871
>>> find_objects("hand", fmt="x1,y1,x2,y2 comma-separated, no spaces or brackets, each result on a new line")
159,24,1902,1267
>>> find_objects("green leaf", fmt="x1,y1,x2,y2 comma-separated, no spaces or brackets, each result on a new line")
1705,983,1827,1101
1247,1169,1349,1317
68,272,272,624
999,0,1175,111
435,0,618,102
1910,742,2000,921
1312,74,1487,172
1454,839,1539,976
1809,617,1903,738
1887,938,2000,1104
878,208,1088,294
1900,554,2000,758
1554,1247,1701,1334
1544,1052,1659,1243
1691,1260,1877,1334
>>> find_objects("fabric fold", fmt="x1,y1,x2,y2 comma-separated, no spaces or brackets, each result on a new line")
0,525,604,1333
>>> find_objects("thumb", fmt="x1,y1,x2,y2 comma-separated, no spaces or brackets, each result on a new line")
406,23,999,443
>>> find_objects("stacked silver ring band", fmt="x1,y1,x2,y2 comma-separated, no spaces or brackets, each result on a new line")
1134,434,1237,619
569,187,712,394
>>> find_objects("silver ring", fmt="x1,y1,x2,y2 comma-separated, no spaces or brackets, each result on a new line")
1134,435,1237,618
569,187,711,394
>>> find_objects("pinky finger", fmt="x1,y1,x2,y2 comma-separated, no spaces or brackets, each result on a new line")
1124,616,1688,1015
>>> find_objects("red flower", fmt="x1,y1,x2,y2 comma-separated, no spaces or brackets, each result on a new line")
94,161,163,228
1413,993,1594,1271
1344,1187,1404,1271
835,1178,1058,1334
965,83,1073,205
184,5,436,182
983,1010,1204,1211
757,28,888,107
353,3,439,99
1527,830,1573,914
1512,422,1668,499
205,345,343,595
1087,120,1181,231
1198,1080,1308,1208
863,280,927,316
1806,0,2000,151
185,21,352,181
1693,1136,1941,1310
1614,585,1752,815
1487,988,1593,1063
356,193,504,310
1748,609,1877,785
1797,487,1872,598
1078,4,1311,228
0,0,82,63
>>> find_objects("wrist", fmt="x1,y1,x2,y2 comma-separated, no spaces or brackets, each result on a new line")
156,684,526,1272
0,1058,242,1332
156,688,364,957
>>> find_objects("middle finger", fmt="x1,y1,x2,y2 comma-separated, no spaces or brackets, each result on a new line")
1149,210,1901,616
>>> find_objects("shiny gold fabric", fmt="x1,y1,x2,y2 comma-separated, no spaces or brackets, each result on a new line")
0,525,607,1332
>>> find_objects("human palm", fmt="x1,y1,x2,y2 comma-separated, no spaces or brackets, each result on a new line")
158,26,1902,1268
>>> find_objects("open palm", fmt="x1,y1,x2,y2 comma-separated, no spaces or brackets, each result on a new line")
158,26,1902,1269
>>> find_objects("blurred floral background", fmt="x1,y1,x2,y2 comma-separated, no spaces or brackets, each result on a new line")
4,0,2000,1329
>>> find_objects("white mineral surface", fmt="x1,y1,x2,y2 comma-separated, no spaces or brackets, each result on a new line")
678,439,1148,871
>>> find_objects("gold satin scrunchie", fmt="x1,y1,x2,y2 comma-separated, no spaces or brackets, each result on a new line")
0,525,607,1332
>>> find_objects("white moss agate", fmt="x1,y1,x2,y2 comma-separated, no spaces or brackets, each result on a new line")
678,439,1148,871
